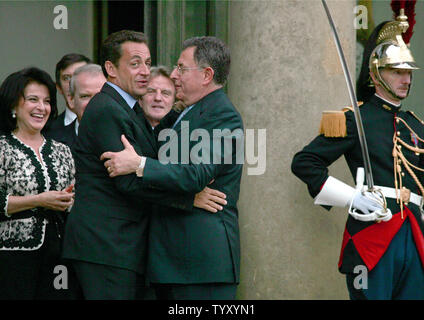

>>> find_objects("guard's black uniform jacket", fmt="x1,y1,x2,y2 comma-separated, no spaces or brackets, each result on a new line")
292,94,424,274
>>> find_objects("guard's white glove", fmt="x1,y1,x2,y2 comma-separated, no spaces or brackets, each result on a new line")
348,190,392,222
314,168,392,222
350,191,384,214
348,167,392,222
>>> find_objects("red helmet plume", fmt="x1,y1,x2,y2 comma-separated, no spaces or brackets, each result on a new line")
391,0,416,44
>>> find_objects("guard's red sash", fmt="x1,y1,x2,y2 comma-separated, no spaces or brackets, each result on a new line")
338,207,424,271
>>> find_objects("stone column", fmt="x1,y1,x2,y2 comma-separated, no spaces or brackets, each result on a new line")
228,0,356,299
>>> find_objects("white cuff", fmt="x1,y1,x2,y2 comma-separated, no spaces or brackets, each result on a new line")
314,176,355,208
136,156,147,177
4,194,11,218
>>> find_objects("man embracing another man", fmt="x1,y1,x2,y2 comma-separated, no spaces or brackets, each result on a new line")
63,31,244,300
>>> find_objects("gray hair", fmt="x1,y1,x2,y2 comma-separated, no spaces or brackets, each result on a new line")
182,36,230,85
69,63,103,97
149,65,171,80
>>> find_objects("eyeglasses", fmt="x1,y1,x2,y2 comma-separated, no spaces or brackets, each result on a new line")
173,65,202,75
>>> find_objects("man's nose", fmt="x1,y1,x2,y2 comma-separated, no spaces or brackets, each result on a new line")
154,90,162,101
139,63,150,76
170,68,179,80
401,71,412,84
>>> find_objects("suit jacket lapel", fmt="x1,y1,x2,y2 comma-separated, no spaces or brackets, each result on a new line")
158,104,198,152
101,83,132,113
172,102,202,135
102,83,157,153
173,88,223,136
135,112,158,153
157,90,225,160
67,119,77,146
162,92,216,151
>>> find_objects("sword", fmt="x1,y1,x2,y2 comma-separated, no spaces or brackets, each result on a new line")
322,1,391,219
321,0,374,191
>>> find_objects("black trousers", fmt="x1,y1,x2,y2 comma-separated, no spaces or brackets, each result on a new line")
153,283,237,300
0,221,81,300
72,260,149,300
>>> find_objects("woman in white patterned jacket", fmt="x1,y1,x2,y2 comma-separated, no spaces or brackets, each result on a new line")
0,67,77,299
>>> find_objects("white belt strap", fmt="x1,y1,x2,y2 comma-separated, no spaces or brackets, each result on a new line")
374,186,422,207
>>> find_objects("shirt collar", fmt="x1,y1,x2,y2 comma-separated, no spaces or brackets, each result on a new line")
64,107,77,126
372,94,402,113
171,104,196,129
107,81,138,109
75,119,79,136
374,93,401,107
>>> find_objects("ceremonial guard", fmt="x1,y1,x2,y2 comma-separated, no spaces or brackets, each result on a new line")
292,5,424,299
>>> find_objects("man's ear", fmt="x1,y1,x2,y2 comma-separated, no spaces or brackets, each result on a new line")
68,94,75,111
203,66,215,86
56,83,64,96
104,61,116,78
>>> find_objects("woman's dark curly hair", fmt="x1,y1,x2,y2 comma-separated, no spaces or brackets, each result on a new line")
0,67,57,134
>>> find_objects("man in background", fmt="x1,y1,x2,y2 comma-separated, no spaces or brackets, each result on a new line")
68,63,106,135
139,66,175,128
44,53,91,146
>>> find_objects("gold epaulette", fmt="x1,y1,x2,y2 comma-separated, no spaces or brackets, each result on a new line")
319,102,363,138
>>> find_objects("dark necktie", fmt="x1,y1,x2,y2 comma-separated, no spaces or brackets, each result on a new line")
133,101,155,142
133,101,143,115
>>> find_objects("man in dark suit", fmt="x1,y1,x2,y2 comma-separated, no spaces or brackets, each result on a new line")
101,36,244,299
68,63,106,135
62,31,226,300
44,53,91,147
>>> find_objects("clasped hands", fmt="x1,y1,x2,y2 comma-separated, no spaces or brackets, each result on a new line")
100,135,227,214
38,184,74,212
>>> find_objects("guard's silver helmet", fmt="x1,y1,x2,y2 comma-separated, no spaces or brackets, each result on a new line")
369,9,419,99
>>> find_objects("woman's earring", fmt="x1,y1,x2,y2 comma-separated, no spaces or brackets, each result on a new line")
12,111,16,118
